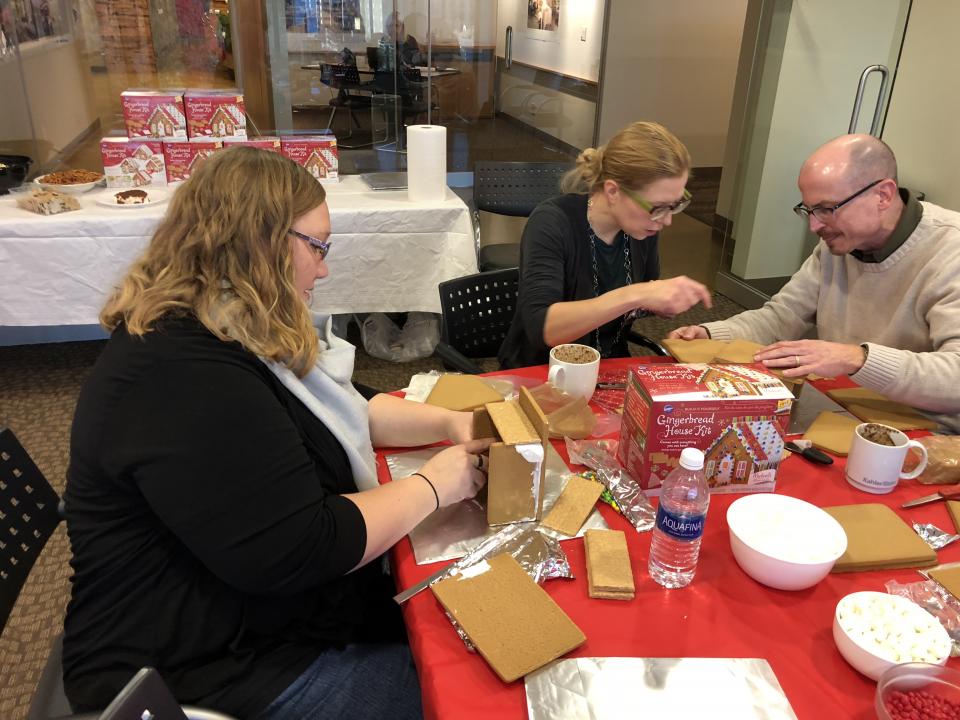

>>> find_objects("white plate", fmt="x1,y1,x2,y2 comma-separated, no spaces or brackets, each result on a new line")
95,188,170,209
34,175,103,194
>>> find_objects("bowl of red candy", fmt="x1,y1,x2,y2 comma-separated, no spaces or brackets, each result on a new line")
876,662,960,720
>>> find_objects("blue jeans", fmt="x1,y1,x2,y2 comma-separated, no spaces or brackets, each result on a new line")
256,643,423,720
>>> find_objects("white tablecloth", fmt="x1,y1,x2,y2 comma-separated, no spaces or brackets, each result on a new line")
0,176,477,326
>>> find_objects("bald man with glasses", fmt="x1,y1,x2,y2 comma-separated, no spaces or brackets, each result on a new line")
670,134,960,433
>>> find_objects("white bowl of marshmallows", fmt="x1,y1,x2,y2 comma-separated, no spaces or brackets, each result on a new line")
834,591,951,680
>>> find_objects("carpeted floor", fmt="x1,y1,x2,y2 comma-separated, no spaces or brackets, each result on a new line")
0,292,743,716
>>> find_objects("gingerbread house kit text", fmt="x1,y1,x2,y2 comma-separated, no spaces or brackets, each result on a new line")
617,364,794,496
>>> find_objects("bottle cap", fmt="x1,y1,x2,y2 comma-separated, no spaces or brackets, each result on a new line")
679,447,704,471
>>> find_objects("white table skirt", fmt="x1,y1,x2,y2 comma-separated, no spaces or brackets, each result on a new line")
0,176,477,326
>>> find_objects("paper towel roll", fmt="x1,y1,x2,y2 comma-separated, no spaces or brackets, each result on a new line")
407,125,447,203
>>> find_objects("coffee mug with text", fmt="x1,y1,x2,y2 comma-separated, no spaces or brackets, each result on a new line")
548,344,600,401
845,422,929,494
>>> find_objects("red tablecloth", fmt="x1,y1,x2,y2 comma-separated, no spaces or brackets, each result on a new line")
377,358,959,719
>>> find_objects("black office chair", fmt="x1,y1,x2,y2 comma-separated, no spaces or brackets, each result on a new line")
436,268,520,374
320,63,374,148
472,161,572,272
0,429,237,720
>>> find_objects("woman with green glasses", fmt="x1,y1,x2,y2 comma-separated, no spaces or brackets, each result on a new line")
498,120,712,369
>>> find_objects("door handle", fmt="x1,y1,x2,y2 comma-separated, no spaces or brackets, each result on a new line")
849,64,890,136
505,25,513,69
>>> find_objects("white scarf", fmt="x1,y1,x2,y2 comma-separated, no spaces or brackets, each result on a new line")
261,312,379,490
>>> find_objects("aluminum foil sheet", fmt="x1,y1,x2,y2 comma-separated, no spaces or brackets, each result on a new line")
525,657,798,720
914,522,960,550
566,439,656,533
386,444,608,565
889,576,960,657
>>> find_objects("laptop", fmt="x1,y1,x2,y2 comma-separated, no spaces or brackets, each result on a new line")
360,171,408,190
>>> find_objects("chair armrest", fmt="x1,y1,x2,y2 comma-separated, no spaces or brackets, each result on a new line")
434,341,485,374
625,330,668,356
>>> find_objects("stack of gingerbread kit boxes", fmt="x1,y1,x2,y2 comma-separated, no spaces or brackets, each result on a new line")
102,89,337,187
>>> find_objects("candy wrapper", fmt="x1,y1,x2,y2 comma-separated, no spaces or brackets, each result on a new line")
887,578,960,657
914,522,960,550
436,524,572,651
565,437,656,532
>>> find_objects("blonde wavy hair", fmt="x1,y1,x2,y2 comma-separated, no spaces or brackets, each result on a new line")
561,121,691,195
101,146,328,377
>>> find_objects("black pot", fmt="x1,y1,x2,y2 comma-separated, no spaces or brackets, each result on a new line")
0,154,32,195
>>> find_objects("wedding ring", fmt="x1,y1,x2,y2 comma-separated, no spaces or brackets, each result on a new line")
795,355,801,368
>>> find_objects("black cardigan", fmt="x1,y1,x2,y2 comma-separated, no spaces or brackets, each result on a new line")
498,193,660,368
62,318,401,717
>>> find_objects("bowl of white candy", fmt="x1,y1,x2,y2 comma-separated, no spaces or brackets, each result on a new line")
833,591,951,680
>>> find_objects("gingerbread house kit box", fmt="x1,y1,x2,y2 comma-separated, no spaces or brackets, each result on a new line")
617,364,794,496
100,138,166,188
280,136,339,182
162,139,223,182
121,90,187,139
184,90,247,139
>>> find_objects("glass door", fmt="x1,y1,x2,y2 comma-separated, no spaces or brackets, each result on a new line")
714,0,912,308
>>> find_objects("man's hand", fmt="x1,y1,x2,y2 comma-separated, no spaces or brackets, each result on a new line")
753,340,867,378
667,325,709,340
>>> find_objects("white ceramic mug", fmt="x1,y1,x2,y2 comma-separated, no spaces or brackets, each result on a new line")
548,344,600,401
845,422,929,494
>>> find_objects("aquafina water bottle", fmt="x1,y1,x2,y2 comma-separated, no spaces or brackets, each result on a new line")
648,447,709,588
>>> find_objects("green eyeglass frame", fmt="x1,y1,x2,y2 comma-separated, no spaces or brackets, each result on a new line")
620,186,692,221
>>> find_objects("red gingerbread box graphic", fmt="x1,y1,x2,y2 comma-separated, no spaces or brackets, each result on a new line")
162,139,224,183
617,363,794,496
280,135,339,182
121,90,187,139
184,90,247,139
100,138,166,188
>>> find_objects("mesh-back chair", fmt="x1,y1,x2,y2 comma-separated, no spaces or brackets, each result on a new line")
0,427,63,632
436,268,520,374
473,161,572,272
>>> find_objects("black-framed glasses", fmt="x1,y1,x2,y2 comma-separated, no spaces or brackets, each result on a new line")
792,178,885,222
290,228,331,260
620,186,692,221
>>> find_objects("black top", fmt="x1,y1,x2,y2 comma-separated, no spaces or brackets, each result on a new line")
63,318,401,717
498,193,660,368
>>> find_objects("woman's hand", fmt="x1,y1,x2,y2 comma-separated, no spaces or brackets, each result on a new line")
634,276,713,317
417,438,493,508
445,410,476,444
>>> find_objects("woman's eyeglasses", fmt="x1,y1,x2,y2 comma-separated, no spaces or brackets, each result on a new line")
290,228,331,260
620,186,692,221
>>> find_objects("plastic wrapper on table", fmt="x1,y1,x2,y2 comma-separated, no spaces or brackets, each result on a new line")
888,577,960,657
565,437,656,532
528,382,620,439
916,435,960,485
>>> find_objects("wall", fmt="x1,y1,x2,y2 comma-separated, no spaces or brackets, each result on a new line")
597,0,747,164
724,0,909,281
0,38,97,166
881,0,960,211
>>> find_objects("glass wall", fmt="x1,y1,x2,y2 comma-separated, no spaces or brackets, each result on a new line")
0,0,594,185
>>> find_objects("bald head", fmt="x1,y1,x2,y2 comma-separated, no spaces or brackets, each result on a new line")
801,134,898,192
